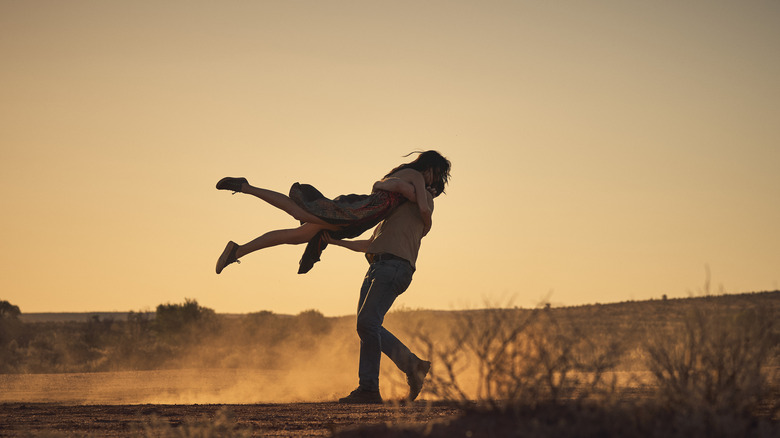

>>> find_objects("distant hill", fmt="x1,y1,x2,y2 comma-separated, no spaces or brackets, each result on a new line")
18,312,155,323
16,290,779,323
17,311,259,323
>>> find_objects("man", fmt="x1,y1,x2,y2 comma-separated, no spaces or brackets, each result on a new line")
324,169,445,404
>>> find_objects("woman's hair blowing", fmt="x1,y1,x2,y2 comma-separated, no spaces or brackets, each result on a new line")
385,150,451,197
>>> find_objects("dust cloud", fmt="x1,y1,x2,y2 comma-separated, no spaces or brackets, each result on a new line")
0,311,429,404
0,368,354,404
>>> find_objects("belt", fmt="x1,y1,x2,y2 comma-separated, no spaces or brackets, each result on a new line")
368,253,411,266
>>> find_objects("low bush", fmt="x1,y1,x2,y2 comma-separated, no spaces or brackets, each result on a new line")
645,305,779,419
395,295,779,437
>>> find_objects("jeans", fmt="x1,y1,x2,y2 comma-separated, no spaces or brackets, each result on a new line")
356,259,419,391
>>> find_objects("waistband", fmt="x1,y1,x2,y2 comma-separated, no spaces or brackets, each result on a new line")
367,252,413,268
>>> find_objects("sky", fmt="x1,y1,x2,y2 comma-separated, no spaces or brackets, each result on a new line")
1,1,778,316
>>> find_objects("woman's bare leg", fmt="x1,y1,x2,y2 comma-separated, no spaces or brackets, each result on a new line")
235,223,329,259
240,182,333,226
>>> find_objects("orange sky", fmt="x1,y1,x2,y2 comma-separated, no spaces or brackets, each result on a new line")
1,1,778,316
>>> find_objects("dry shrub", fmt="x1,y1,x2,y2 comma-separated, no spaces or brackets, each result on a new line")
644,305,779,418
345,296,780,438
411,305,626,407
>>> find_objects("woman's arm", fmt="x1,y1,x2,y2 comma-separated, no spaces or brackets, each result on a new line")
372,177,417,202
323,233,372,253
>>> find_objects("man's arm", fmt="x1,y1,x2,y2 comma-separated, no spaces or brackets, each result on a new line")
323,233,372,253
379,169,433,235
420,190,434,237
408,172,433,236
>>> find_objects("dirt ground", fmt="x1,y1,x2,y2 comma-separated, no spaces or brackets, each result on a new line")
0,402,462,437
0,371,461,437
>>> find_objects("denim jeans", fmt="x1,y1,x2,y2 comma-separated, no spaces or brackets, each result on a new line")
356,259,419,391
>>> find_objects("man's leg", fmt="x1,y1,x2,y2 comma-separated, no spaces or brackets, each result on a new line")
341,261,413,399
379,327,419,375
338,264,394,403
379,326,431,401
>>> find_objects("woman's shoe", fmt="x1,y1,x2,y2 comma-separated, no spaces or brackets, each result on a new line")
216,177,248,193
216,241,240,274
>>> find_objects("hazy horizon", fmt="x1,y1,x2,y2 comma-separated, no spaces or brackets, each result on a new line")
13,290,780,321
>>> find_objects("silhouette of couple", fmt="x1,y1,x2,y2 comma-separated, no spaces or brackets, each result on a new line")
215,150,451,404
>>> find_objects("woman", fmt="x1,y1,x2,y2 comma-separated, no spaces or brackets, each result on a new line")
215,150,451,274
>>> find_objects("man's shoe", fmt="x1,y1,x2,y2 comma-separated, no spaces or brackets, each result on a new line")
338,387,383,404
216,241,240,274
406,360,431,401
216,177,248,193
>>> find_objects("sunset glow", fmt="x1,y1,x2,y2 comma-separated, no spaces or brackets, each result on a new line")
1,1,778,315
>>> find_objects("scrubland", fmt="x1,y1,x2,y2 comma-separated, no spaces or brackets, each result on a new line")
0,291,778,437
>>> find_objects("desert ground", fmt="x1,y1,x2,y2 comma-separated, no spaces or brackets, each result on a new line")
0,370,462,436
2,292,778,437
0,401,461,437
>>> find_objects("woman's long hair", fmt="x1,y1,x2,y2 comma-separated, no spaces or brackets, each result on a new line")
384,150,451,197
